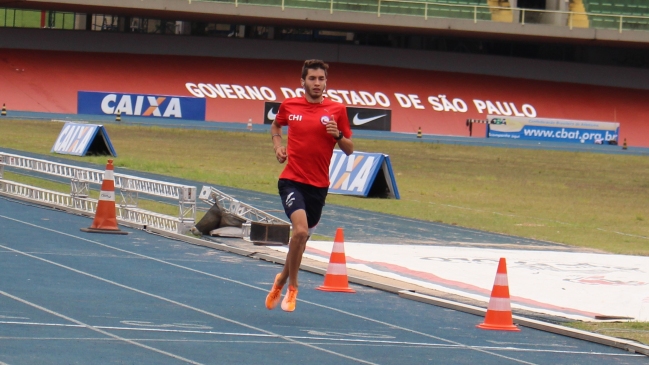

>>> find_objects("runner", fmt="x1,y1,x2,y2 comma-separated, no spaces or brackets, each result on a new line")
266,59,354,312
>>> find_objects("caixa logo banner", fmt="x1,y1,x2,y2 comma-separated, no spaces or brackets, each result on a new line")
51,123,117,157
329,150,400,199
78,92,206,120
264,101,391,131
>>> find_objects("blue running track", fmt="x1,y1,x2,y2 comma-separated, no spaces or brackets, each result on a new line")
0,196,647,365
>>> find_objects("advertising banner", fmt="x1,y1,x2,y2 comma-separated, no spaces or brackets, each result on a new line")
264,101,391,131
51,122,117,156
329,150,399,199
78,91,206,120
264,101,281,125
3,50,647,146
487,116,620,144
346,106,392,131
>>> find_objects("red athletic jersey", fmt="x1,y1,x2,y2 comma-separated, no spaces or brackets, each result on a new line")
275,96,352,188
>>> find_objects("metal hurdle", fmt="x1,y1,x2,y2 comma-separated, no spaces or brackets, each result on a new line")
0,152,196,234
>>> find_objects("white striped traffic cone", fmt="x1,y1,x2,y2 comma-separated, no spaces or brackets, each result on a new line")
317,228,355,293
81,160,127,235
477,257,519,331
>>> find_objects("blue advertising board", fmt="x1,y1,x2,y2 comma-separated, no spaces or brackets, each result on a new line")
487,116,620,144
78,91,206,120
51,123,117,156
328,150,400,199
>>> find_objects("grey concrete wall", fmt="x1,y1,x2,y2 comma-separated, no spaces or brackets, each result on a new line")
2,27,649,90
13,0,649,45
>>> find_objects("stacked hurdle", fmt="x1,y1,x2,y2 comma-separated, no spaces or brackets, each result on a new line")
466,118,489,124
465,118,505,136
0,152,196,234
465,119,486,136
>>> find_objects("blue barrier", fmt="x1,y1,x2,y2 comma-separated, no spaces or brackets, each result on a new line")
51,122,117,156
329,150,399,199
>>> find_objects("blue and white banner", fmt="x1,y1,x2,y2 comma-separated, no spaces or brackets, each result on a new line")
328,150,400,199
78,91,206,120
51,123,117,156
487,116,620,144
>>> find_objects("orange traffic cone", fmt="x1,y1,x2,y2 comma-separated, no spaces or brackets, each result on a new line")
477,257,520,331
81,160,128,235
317,228,355,293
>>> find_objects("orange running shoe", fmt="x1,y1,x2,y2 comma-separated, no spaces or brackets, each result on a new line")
281,285,298,312
265,274,283,310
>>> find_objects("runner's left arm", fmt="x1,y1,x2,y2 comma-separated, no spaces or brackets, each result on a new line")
335,107,354,156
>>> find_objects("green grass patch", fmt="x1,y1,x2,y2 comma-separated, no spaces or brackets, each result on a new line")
2,118,648,254
565,321,649,345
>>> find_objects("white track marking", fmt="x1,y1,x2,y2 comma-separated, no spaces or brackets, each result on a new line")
0,243,378,365
1,214,545,364
0,213,613,364
0,290,203,365
0,324,641,357
596,228,649,240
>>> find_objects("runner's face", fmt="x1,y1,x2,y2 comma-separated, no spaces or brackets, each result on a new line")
302,68,326,101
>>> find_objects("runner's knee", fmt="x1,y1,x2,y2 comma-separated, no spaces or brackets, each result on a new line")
291,227,309,243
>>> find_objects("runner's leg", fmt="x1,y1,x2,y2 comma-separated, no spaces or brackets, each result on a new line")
279,209,308,289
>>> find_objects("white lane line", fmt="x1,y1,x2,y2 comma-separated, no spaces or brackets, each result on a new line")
0,244,379,365
0,215,544,364
0,321,275,337
0,315,29,320
0,321,86,329
0,328,641,357
0,290,203,365
597,228,649,240
0,215,553,364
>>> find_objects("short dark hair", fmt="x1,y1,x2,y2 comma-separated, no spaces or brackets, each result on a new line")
301,59,329,79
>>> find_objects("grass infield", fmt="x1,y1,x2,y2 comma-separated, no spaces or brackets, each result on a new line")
1,119,648,344
2,119,647,255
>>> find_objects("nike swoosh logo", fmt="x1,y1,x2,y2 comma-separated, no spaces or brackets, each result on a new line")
267,108,278,121
352,113,386,126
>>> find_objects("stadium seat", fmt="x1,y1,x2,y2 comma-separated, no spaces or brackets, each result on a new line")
583,0,649,31
2,0,647,31
0,8,79,29
377,0,491,21
240,0,492,22
1,8,42,28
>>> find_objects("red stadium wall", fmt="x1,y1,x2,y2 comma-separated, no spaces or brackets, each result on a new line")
1,49,647,147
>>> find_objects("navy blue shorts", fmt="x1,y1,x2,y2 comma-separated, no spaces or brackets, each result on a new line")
278,179,328,229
